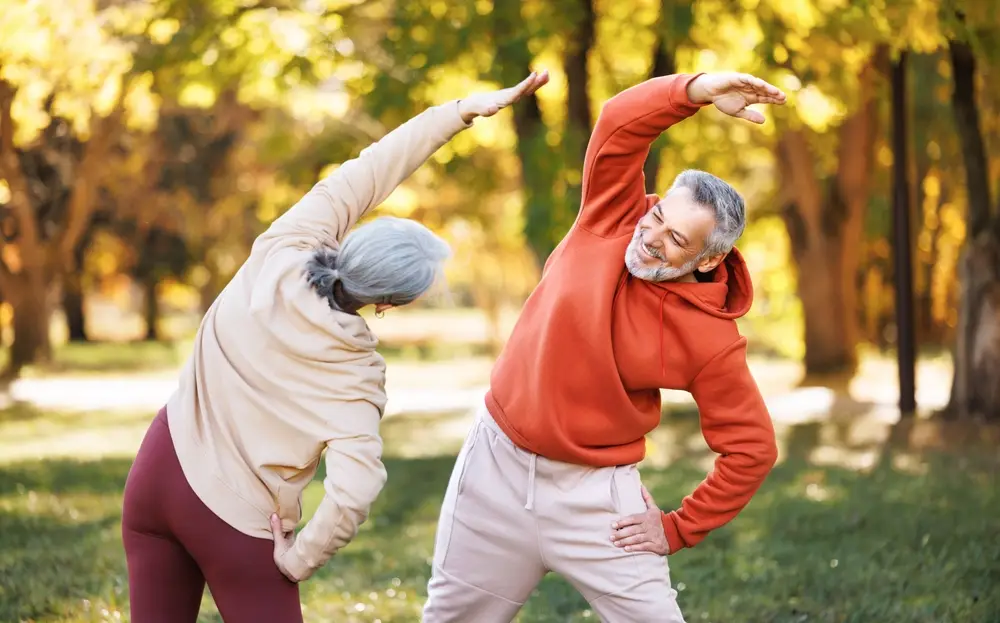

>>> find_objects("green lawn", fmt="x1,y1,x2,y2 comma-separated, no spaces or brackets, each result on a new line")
1,402,998,622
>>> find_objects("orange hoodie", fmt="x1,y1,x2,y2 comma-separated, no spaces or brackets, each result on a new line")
485,73,778,554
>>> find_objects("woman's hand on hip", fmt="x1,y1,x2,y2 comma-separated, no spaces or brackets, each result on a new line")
458,70,550,123
269,513,300,582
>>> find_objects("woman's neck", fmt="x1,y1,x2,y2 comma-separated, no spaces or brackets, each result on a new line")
332,282,363,315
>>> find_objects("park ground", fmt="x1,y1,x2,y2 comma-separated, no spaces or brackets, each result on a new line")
1,312,998,623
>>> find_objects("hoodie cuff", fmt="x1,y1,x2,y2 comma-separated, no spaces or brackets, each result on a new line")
661,511,688,555
279,546,317,583
668,72,709,117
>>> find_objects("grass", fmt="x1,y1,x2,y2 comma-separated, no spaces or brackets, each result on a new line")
1,398,998,623
0,340,188,377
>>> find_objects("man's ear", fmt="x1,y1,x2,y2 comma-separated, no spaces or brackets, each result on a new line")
696,252,727,273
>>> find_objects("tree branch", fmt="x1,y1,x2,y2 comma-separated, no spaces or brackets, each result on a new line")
0,78,43,267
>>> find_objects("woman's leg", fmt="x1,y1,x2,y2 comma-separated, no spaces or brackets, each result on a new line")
122,529,206,622
148,416,302,622
192,528,303,623
122,409,206,622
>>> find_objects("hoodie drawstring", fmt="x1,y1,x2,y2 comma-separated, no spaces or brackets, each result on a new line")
659,289,669,379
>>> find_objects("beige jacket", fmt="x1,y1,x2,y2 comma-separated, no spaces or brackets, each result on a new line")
166,99,472,581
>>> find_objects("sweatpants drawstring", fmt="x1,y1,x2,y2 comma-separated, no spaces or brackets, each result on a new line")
524,453,537,510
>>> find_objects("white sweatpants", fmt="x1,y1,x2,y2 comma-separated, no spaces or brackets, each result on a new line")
423,404,685,622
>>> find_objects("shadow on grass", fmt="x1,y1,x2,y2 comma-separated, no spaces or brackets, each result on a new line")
2,411,998,622
0,340,185,378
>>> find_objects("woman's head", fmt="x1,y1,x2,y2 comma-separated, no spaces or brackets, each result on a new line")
306,216,451,315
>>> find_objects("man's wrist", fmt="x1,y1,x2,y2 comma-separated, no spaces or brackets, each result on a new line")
685,75,710,105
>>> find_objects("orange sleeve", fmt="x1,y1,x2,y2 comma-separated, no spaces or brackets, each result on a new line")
575,73,706,237
660,337,778,554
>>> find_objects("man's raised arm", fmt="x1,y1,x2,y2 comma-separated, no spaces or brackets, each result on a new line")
575,71,786,237
575,73,706,237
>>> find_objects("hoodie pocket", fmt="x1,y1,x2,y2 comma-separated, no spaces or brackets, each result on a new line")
610,465,645,517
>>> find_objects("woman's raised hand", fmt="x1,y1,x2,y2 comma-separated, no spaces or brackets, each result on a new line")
458,70,550,123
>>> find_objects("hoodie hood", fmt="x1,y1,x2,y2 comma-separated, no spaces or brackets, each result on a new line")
657,247,754,319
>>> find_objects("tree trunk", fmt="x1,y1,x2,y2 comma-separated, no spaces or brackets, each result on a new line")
563,0,594,167
944,38,1000,420
776,55,882,378
143,275,160,342
62,271,88,342
643,0,679,194
494,0,594,265
2,276,51,381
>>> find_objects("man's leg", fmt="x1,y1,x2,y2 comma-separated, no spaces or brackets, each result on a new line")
423,410,548,623
539,462,685,623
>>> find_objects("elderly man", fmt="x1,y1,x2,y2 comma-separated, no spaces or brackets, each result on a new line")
422,71,786,622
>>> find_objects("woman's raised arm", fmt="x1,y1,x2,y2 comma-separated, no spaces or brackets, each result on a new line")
256,71,549,250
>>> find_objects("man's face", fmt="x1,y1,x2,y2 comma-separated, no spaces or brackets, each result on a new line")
624,187,721,282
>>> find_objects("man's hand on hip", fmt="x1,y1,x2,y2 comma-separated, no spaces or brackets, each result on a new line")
686,71,786,124
610,486,670,555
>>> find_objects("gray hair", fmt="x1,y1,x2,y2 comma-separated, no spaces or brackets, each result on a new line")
669,169,746,257
306,216,451,309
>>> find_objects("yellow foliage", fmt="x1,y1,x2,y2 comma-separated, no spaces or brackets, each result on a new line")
380,186,421,217
0,0,142,143
178,82,217,108
475,0,493,16
124,72,161,132
148,18,181,45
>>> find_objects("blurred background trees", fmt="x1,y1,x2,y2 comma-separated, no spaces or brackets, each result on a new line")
0,0,998,417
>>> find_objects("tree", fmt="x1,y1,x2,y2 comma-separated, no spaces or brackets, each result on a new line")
0,0,138,378
774,51,886,377
943,19,1000,420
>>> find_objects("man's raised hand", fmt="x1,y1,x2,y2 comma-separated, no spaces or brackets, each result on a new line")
686,72,786,124
458,70,550,123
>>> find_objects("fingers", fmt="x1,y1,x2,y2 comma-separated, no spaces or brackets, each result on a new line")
735,107,766,124
640,485,656,509
625,541,661,553
501,69,550,107
611,513,645,530
612,532,649,547
611,524,645,540
524,69,550,96
270,513,282,539
737,73,785,100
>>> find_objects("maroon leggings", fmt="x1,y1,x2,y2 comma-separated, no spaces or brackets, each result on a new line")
121,408,302,622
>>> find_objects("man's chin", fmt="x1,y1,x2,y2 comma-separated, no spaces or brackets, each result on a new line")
625,249,690,283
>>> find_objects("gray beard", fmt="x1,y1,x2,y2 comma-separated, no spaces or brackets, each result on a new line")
624,227,698,282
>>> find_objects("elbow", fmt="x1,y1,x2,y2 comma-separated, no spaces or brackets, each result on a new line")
761,437,779,471
349,460,387,513
750,432,779,474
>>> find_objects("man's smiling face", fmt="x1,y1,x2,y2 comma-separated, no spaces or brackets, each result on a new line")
624,186,719,282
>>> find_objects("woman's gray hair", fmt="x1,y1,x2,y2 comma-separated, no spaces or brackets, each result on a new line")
669,169,746,257
306,216,451,309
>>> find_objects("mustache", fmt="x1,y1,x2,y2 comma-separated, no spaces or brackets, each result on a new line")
631,229,665,261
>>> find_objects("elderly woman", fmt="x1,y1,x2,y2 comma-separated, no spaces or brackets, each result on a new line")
121,70,549,623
